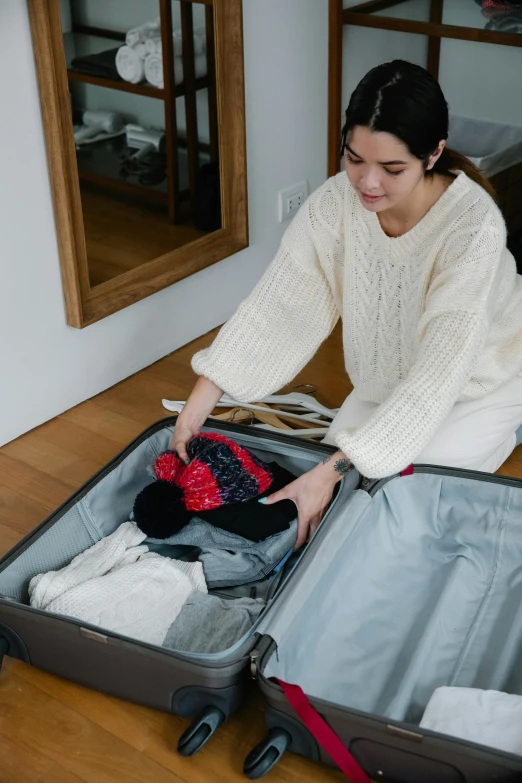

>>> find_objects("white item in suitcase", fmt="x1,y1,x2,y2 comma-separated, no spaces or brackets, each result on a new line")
420,686,522,755
29,521,207,646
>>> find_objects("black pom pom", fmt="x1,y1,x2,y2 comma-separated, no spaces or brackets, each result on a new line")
133,481,192,539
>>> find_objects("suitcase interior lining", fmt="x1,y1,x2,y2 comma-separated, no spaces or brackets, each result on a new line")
0,425,324,653
262,472,522,726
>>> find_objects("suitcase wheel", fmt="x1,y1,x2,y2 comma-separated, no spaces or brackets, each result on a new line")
177,706,226,756
243,728,291,779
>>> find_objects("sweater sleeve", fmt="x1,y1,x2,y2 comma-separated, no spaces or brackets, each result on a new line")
191,197,340,402
336,210,506,478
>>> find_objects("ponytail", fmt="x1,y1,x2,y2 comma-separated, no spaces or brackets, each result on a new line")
433,147,497,202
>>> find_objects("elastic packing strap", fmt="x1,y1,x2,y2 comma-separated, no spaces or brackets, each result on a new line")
276,678,372,783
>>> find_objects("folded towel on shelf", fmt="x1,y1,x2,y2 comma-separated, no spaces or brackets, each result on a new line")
126,18,161,47
144,52,207,90
163,591,265,653
29,521,207,646
115,44,147,84
145,27,206,57
420,687,522,755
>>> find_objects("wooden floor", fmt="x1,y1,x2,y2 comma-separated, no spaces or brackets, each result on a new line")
1,323,522,783
81,188,211,287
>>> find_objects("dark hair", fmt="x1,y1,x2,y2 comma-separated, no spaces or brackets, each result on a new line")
340,60,496,200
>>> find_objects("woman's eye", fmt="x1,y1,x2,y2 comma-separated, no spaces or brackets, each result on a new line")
385,168,404,177
345,155,361,165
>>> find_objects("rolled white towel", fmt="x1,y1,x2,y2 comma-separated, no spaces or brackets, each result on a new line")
420,687,522,755
144,52,207,90
174,27,206,55
126,18,161,47
116,44,147,84
144,52,165,89
145,35,162,56
146,29,206,58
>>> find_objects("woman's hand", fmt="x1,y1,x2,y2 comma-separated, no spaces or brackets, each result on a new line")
261,451,351,550
169,416,200,464
168,376,223,462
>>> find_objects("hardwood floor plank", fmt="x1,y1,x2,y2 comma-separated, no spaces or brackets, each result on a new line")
2,436,102,490
92,374,178,428
0,663,186,783
0,485,49,533
0,452,71,510
0,522,24,556
12,660,343,782
39,764,87,783
61,401,144,446
29,418,126,464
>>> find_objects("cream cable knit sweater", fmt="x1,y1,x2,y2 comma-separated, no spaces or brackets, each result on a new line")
193,172,522,478
29,522,207,645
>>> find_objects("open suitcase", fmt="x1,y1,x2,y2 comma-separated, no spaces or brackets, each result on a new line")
2,416,522,782
0,416,353,757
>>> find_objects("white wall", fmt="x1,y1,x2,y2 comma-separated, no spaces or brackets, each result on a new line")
341,0,522,135
0,0,329,446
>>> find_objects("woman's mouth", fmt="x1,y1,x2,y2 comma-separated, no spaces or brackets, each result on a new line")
361,192,383,204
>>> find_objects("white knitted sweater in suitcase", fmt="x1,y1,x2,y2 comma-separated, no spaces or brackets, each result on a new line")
193,172,522,478
29,522,207,645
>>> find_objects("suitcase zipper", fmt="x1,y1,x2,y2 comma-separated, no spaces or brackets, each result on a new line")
366,464,522,497
250,636,274,679
250,649,259,679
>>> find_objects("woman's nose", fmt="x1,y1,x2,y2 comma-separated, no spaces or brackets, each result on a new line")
360,167,381,192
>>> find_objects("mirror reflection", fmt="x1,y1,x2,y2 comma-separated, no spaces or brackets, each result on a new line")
60,0,220,287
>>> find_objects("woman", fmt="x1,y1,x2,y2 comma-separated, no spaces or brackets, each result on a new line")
170,60,522,549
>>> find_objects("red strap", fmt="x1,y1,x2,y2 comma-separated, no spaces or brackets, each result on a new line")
276,679,371,783
400,464,414,476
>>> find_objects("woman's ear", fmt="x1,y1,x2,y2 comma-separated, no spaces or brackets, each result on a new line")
426,139,446,171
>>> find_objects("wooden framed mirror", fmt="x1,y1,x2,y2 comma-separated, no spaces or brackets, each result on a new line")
28,0,247,328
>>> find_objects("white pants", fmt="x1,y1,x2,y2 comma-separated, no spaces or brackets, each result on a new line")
323,375,522,473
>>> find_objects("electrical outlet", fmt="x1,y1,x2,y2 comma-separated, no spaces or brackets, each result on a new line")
278,180,309,223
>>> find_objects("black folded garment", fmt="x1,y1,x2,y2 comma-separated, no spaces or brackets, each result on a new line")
70,47,121,80
197,462,298,542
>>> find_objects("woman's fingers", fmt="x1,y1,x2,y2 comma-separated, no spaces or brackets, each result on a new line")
294,514,311,551
306,513,322,542
259,487,291,506
173,442,189,463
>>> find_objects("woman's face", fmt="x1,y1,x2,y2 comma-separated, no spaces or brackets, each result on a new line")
344,125,427,212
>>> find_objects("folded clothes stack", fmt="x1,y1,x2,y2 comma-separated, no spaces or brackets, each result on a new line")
115,19,208,88
29,434,299,655
29,518,295,653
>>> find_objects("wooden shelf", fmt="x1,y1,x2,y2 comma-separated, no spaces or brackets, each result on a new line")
79,171,169,204
67,69,165,98
71,23,125,42
343,0,522,49
68,69,210,100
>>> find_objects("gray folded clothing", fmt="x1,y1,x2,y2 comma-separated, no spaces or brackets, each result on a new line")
163,591,265,653
147,517,297,588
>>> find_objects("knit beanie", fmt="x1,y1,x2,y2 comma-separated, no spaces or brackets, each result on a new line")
133,433,274,538
155,433,273,509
